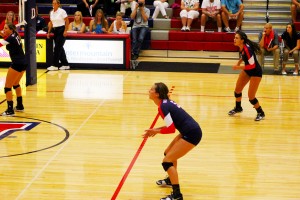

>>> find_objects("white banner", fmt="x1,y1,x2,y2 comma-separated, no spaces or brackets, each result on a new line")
64,40,124,64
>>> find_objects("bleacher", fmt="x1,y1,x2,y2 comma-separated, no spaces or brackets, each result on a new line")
1,0,296,53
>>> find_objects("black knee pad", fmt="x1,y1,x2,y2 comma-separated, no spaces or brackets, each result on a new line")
234,92,242,98
13,84,20,89
162,162,173,171
4,87,11,94
249,98,258,105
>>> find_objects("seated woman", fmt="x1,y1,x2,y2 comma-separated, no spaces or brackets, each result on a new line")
180,0,200,31
108,11,127,34
281,23,300,75
68,11,86,33
0,11,18,37
152,0,169,19
89,9,108,34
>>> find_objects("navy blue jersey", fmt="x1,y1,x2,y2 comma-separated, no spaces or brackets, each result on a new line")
158,99,200,135
240,44,261,71
0,32,26,65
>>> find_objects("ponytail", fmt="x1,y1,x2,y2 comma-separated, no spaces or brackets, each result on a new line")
236,30,261,55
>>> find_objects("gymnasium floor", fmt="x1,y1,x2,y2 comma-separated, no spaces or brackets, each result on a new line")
0,64,299,200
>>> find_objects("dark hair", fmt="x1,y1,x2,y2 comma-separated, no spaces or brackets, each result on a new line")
154,82,169,100
5,22,21,39
286,23,298,38
236,30,261,55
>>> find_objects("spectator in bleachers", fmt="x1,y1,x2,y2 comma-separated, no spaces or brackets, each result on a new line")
257,23,280,72
221,0,244,32
152,0,169,19
180,0,200,31
108,11,127,34
0,11,18,37
130,0,150,60
281,23,300,75
36,6,46,32
102,0,115,16
116,0,137,17
68,11,86,33
291,0,300,23
77,0,102,17
47,0,70,71
89,9,108,34
200,0,222,32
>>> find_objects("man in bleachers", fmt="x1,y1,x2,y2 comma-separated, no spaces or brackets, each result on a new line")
130,0,150,60
200,0,222,32
291,0,300,22
77,0,102,17
257,23,280,72
221,0,244,32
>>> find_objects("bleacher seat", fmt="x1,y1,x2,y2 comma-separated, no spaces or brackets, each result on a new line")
36,0,77,3
1,4,19,14
151,31,238,51
1,0,17,3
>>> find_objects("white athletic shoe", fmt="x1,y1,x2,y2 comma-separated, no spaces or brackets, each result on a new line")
47,66,58,71
59,66,70,70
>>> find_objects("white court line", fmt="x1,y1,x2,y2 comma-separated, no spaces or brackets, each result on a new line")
16,71,132,199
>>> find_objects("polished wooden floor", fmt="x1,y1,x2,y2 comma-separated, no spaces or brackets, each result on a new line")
0,60,300,200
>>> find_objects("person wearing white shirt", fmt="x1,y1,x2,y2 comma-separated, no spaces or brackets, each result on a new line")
180,0,200,31
47,0,70,71
200,0,221,32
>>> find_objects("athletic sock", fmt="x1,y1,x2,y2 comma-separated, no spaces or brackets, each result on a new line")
172,184,181,197
256,106,263,113
17,96,23,106
236,101,241,109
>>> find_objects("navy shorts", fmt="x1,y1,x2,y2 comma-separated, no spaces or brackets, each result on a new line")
244,67,262,77
11,63,27,72
182,126,202,146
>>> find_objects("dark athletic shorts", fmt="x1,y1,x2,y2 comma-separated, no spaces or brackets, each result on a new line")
11,63,27,72
182,126,202,146
244,67,262,77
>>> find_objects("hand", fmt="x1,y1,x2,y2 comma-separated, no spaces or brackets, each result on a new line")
232,65,241,70
63,31,67,37
143,129,158,138
47,32,50,39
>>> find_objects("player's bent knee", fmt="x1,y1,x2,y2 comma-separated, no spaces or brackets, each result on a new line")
4,87,11,94
234,92,242,98
162,162,173,171
249,98,258,105
13,84,20,89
